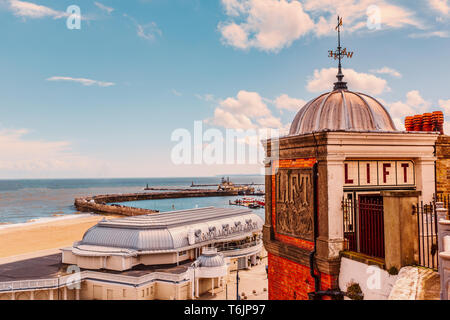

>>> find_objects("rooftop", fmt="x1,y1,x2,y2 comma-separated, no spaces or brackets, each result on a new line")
77,207,264,252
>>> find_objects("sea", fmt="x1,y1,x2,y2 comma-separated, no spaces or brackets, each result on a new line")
0,176,265,224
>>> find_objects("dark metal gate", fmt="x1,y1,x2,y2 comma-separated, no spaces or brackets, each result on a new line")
342,195,385,259
414,201,439,270
358,195,385,259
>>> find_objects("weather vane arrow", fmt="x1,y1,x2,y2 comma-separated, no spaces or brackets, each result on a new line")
328,16,354,90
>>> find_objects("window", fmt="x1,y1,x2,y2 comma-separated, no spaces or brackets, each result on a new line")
178,251,187,256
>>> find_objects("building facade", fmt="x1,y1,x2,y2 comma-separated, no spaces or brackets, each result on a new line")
263,83,440,300
0,207,264,300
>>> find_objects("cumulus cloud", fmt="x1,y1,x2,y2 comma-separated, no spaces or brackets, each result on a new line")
439,98,450,114
370,67,402,78
306,68,389,95
385,90,432,130
210,107,256,129
218,0,422,51
429,0,449,15
0,128,108,178
46,76,115,87
207,90,284,130
274,94,306,112
303,0,423,32
219,0,314,52
7,0,67,19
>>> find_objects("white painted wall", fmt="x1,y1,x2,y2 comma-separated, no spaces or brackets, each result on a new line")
338,257,398,300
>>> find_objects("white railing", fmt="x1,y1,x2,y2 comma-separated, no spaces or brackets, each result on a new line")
0,269,190,293
220,240,263,258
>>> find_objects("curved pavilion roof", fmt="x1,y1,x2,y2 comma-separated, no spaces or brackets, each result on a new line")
77,207,263,253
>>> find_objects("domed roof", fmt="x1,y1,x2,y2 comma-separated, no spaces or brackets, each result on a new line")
289,89,397,135
196,248,226,268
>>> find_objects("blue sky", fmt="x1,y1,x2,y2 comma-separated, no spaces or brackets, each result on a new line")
0,0,449,179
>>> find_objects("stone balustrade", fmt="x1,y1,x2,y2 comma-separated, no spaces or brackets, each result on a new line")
438,202,450,300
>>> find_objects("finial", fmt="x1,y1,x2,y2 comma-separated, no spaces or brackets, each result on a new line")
328,16,354,91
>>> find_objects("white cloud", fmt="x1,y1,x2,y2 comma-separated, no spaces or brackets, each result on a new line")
210,108,256,130
274,94,306,112
303,0,423,32
8,0,66,19
94,1,114,14
195,94,216,102
429,0,449,15
439,99,450,114
123,13,162,41
171,89,182,96
218,0,423,51
220,90,271,117
385,90,432,130
306,68,389,95
0,128,108,178
219,0,315,52
46,76,115,87
136,22,162,41
409,31,449,38
207,90,284,130
370,67,402,78
257,115,283,128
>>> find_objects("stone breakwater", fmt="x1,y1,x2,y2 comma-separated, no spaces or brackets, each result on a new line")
74,190,239,216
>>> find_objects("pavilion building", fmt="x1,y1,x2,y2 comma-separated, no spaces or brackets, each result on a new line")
0,207,264,300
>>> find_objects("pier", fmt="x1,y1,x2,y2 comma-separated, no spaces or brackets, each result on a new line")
74,190,239,216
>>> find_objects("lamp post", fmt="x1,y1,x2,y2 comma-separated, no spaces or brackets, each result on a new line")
236,268,240,300
8,285,13,300
57,275,60,300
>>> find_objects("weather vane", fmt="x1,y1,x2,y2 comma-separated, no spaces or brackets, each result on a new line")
328,16,354,90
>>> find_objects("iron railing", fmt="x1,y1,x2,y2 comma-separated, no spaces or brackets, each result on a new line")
413,201,439,270
342,198,357,252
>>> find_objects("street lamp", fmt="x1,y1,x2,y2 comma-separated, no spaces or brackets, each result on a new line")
57,275,60,300
236,267,240,300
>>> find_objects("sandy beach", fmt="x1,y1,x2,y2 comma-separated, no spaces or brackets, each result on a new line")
0,214,118,260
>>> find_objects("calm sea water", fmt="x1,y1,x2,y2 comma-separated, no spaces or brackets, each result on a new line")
0,176,264,224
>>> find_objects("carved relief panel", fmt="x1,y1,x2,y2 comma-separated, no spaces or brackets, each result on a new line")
275,167,315,241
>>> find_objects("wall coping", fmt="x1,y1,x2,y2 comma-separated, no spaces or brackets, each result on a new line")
340,251,385,269
380,191,422,197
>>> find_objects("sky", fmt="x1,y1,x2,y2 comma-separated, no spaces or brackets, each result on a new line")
0,0,449,179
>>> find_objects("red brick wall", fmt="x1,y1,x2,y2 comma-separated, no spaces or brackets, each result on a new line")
269,158,336,300
268,253,336,300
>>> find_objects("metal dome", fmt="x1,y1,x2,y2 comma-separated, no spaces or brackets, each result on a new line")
196,249,226,268
289,89,397,135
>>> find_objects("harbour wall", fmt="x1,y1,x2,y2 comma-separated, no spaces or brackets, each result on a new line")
74,190,239,216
